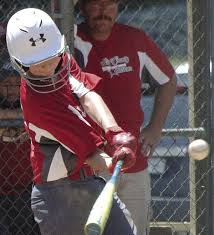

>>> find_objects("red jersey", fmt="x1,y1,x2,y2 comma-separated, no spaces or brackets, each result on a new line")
20,56,103,184
0,139,32,194
75,23,175,172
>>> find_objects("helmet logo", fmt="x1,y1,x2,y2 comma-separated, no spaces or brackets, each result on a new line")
29,34,46,46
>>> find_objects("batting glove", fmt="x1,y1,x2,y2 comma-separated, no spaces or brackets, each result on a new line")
105,126,137,172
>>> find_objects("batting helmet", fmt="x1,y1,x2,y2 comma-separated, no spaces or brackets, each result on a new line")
6,8,70,93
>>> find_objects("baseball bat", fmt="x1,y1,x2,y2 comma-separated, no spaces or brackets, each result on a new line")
84,160,123,235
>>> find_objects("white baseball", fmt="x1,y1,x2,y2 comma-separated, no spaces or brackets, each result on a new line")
188,139,210,160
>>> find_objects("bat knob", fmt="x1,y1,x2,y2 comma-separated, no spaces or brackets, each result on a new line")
85,223,101,235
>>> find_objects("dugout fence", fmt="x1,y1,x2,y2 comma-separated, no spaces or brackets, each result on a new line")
0,0,213,235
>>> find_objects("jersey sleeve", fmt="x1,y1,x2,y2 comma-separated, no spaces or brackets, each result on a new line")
23,97,100,162
137,30,175,85
69,56,102,98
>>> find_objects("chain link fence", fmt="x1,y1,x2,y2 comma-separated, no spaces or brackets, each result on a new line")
113,1,213,235
75,0,213,234
0,0,213,234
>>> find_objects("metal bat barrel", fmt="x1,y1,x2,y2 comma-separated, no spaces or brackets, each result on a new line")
84,160,123,235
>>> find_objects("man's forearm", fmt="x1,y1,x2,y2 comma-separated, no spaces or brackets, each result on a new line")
149,75,177,130
80,91,118,132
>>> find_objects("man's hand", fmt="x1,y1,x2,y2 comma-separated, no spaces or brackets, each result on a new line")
140,75,176,156
105,127,137,172
140,125,162,157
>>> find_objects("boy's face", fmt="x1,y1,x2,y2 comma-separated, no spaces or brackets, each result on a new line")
29,56,61,77
81,0,118,35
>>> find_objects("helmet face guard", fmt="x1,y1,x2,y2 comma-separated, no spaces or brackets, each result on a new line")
6,8,70,93
12,46,71,93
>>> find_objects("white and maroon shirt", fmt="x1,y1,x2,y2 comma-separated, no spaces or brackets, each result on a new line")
20,56,103,184
75,23,175,172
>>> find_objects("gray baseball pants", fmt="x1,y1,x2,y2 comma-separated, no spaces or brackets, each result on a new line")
31,176,137,235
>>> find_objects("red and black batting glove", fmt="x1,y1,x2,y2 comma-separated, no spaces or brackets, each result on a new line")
105,126,137,173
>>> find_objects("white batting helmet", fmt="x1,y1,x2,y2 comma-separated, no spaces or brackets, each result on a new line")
6,8,70,93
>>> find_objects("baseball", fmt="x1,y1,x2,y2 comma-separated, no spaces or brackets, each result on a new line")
188,139,210,160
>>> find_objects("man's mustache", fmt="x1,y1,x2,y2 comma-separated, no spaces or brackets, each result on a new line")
93,15,112,22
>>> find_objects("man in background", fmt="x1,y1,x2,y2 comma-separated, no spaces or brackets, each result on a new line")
74,0,177,234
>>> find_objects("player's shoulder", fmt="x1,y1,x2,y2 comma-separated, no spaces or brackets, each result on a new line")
21,80,58,113
20,79,27,101
115,23,152,50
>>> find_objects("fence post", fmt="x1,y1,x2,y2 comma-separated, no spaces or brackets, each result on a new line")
61,0,74,52
187,0,211,234
50,0,74,52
